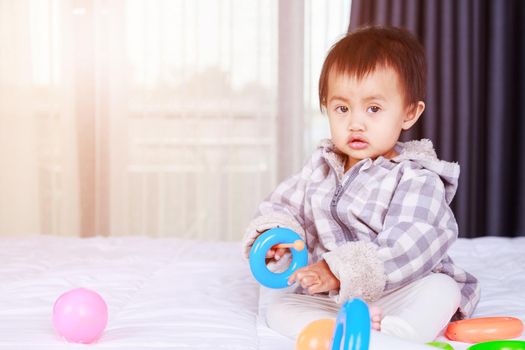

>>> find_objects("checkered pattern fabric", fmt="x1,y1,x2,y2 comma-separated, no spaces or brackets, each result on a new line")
243,139,480,318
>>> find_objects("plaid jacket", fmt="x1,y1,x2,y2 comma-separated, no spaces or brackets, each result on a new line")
243,139,479,318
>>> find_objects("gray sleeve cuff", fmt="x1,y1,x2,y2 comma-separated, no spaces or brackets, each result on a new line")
323,241,386,304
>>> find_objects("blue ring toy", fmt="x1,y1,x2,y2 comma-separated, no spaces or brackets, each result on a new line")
331,298,371,350
249,228,308,289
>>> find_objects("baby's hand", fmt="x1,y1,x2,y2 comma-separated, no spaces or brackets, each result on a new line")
265,246,289,261
288,259,340,295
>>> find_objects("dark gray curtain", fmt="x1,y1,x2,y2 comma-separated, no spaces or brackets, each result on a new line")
349,0,525,237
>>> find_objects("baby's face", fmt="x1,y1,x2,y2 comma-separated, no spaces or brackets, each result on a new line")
326,66,415,171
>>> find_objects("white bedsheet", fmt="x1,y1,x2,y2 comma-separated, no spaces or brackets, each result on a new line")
0,236,524,349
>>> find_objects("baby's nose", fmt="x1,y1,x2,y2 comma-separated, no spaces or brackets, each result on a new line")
348,118,365,131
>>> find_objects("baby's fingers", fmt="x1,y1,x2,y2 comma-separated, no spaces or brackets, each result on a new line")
274,248,287,260
288,267,305,285
307,282,323,295
265,248,276,259
288,270,298,285
299,275,318,289
266,246,288,260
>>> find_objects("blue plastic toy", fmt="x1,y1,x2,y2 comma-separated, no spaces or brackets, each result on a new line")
331,298,371,350
249,228,308,288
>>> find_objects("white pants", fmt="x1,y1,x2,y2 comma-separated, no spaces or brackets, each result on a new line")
266,273,461,343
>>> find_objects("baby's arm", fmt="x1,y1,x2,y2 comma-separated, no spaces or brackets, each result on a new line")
241,174,307,261
373,170,458,291
242,149,323,260
323,169,458,303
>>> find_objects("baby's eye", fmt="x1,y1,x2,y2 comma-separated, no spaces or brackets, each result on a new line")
367,106,381,113
335,106,349,113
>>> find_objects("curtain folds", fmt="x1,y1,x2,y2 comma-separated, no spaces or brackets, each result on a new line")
0,0,280,239
349,0,525,237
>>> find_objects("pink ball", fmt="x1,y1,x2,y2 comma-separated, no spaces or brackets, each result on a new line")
52,288,108,344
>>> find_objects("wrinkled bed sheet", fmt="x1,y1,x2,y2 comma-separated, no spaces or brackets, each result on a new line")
0,236,524,349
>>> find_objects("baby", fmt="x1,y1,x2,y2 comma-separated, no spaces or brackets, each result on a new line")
242,26,480,343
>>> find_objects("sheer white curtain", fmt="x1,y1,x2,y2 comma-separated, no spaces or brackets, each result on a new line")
304,0,352,154
105,0,279,239
0,0,349,240
0,0,277,239
0,0,80,236
0,1,39,235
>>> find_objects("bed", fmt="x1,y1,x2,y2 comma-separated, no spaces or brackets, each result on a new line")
0,236,524,349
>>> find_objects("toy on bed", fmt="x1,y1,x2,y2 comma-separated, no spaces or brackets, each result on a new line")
446,317,524,343
296,298,370,350
52,288,108,344
467,340,525,349
445,316,525,350
427,342,455,349
249,228,308,288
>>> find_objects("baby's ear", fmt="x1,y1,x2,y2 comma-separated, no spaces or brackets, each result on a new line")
402,101,425,130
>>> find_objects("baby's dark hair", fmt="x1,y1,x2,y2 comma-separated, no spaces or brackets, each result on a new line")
319,26,426,111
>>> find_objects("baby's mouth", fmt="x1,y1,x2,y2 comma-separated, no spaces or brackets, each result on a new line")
348,136,368,150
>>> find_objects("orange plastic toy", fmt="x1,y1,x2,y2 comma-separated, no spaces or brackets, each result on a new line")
296,319,335,350
445,317,524,343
